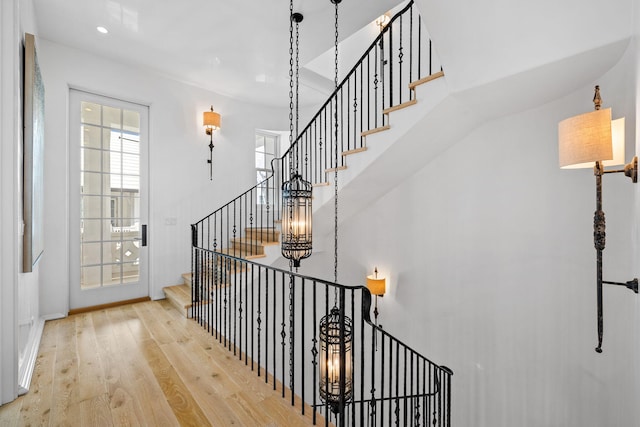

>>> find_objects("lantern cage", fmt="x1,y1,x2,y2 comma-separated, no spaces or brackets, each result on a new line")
281,173,312,267
319,306,353,414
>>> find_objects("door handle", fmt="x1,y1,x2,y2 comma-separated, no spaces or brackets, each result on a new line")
141,224,147,247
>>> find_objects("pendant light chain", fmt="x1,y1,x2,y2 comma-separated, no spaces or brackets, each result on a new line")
295,17,301,175
281,7,311,269
288,0,294,179
333,0,339,299
287,0,295,271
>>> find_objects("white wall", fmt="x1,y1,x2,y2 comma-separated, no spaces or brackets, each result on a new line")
304,44,639,426
16,0,40,383
36,40,289,316
1,0,41,405
0,0,21,406
418,0,635,94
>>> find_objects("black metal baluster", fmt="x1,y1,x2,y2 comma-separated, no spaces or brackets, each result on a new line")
353,72,357,152
381,334,386,426
257,265,262,376
301,277,305,414
369,313,376,427
264,266,269,383
281,271,286,397
395,341,400,426
359,64,363,149
367,53,372,133
389,25,393,110
312,280,318,425
289,273,295,406
403,348,408,426
399,14,403,105
409,4,414,95
272,269,277,391
346,77,351,153
340,88,345,166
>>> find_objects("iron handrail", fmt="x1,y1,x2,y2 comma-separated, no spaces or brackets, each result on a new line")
191,248,453,426
193,0,435,227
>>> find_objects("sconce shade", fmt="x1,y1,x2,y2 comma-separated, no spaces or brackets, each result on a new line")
366,274,386,296
558,108,612,168
319,307,353,413
281,174,312,267
203,108,221,130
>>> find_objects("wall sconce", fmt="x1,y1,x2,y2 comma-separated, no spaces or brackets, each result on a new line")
319,306,353,414
366,267,386,326
203,106,221,180
558,85,638,353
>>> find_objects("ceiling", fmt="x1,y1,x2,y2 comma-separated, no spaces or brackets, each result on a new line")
33,0,401,107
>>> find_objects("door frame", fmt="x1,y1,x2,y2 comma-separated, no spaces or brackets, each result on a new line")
68,89,150,310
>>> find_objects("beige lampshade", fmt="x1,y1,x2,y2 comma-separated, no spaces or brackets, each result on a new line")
203,108,221,130
366,273,386,296
558,108,613,168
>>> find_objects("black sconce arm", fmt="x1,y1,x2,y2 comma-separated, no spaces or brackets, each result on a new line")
603,279,639,294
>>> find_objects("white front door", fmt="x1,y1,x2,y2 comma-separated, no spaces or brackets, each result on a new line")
69,89,149,310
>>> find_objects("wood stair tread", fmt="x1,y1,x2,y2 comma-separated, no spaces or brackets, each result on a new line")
325,165,348,173
230,237,279,247
361,125,390,137
163,284,193,317
383,98,417,115
342,147,367,156
244,227,280,243
219,247,266,259
313,182,330,187
408,70,445,90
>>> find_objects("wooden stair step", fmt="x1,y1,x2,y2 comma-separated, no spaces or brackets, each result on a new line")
193,260,250,276
312,182,330,187
182,272,192,286
342,147,367,157
361,124,390,137
383,98,417,115
230,238,267,255
408,70,445,90
163,284,192,317
244,227,280,243
219,247,266,260
325,165,348,173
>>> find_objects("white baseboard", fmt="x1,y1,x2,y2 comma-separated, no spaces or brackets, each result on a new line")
42,312,66,321
17,317,45,395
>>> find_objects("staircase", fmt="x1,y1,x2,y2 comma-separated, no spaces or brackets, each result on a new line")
177,2,453,426
163,227,280,317
163,67,444,316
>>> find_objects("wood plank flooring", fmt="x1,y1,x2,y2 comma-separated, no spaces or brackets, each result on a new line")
0,299,321,426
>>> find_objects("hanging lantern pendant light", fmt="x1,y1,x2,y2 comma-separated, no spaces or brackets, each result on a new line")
319,305,353,414
319,0,353,417
281,8,312,268
281,173,312,267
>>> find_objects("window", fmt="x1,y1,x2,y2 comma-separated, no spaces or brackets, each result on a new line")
255,132,279,205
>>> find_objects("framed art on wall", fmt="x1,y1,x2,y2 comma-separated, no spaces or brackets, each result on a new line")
23,32,45,273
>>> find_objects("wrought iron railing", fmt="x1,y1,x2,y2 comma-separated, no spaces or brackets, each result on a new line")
190,2,451,425
191,0,442,257
191,249,452,426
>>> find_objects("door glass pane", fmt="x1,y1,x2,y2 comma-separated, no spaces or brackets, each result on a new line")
81,102,101,126
81,125,102,148
82,219,101,242
79,101,141,289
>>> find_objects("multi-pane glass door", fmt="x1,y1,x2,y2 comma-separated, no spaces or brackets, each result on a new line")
70,90,149,309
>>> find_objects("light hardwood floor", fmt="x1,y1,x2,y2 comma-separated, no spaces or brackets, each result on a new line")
0,299,321,426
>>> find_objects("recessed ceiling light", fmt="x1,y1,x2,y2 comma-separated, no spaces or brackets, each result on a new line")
96,26,108,34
